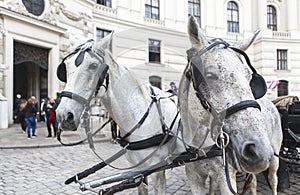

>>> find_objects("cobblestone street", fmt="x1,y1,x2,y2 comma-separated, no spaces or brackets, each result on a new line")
0,123,299,194
0,143,191,195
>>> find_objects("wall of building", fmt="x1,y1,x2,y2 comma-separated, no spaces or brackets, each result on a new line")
1,0,300,124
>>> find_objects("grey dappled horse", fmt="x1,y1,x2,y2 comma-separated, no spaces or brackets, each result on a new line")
55,34,185,195
178,17,282,195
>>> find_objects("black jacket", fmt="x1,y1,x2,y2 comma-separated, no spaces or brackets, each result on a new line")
25,103,38,118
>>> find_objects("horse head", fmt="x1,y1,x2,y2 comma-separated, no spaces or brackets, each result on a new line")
56,34,113,131
179,16,272,173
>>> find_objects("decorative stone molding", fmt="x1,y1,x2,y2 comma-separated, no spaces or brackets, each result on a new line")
144,17,165,27
272,31,291,39
5,0,58,25
93,4,116,17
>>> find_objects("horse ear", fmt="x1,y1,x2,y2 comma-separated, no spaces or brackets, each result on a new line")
233,30,260,51
187,16,207,50
99,32,113,53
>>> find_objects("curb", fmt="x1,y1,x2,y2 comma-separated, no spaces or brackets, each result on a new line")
0,138,111,149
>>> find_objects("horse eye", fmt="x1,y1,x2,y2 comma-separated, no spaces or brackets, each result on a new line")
89,63,98,70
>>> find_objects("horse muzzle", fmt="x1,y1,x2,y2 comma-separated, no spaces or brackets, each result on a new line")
229,140,273,173
56,111,78,131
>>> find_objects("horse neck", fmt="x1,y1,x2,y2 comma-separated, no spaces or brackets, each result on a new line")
179,70,215,148
101,61,151,132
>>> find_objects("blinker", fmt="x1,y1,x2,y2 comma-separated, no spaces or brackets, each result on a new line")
75,51,85,67
250,73,267,99
57,62,67,82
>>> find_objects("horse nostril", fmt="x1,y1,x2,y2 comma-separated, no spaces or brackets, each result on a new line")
67,112,74,122
242,142,259,160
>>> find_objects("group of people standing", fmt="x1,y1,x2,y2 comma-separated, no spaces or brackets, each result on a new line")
14,94,60,139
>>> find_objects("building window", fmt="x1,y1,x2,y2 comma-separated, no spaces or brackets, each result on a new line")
188,0,201,26
267,5,277,31
227,1,239,33
149,39,161,63
96,0,111,7
145,0,160,20
96,28,111,43
277,80,288,96
277,49,288,70
149,75,162,89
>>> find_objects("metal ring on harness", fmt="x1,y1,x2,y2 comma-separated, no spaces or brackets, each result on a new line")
215,131,230,149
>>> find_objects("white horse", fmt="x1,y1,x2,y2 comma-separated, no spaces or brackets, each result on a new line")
55,34,185,195
178,16,283,195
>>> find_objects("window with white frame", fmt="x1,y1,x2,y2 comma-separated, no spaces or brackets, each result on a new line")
149,75,162,89
96,0,111,7
188,0,201,25
277,80,288,96
277,49,288,70
227,1,239,33
267,5,277,31
96,28,111,43
149,39,161,63
145,0,160,20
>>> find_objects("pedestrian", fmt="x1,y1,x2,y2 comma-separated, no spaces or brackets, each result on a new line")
110,119,119,143
44,97,58,138
24,97,38,139
31,96,39,121
13,99,27,132
13,94,22,123
166,81,178,95
40,98,47,123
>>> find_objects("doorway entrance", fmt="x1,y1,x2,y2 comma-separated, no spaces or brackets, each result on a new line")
13,41,49,117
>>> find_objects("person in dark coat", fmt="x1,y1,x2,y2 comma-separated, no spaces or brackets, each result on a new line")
13,94,22,123
14,99,27,132
24,97,38,139
43,97,58,138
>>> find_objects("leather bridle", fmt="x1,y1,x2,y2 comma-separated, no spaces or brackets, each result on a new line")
186,39,264,131
186,39,267,195
58,41,109,106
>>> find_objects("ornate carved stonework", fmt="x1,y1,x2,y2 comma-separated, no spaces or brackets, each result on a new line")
22,0,45,16
14,41,49,70
6,0,58,25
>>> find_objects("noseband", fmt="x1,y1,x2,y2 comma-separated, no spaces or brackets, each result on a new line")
186,39,265,128
58,40,109,106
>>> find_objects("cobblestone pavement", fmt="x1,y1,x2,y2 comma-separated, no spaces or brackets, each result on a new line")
0,122,299,194
1,142,300,195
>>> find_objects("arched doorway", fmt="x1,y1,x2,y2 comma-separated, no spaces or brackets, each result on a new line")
13,41,49,118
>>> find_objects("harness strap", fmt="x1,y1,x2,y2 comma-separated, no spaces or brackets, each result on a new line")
61,91,90,105
120,99,156,140
119,134,174,150
224,100,261,118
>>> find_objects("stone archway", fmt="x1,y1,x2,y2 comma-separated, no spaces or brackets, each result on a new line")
13,41,49,114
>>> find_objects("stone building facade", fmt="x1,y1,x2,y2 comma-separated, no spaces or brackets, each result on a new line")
0,0,300,125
